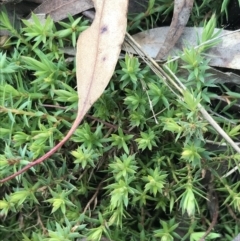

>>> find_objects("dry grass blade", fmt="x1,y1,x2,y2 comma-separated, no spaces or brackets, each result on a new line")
125,32,240,177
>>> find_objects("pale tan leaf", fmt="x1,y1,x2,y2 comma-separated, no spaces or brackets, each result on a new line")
76,0,128,116
0,0,129,183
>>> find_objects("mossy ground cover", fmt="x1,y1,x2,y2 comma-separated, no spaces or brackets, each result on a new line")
0,1,240,240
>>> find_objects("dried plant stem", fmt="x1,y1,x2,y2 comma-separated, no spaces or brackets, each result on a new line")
83,179,104,214
125,32,240,177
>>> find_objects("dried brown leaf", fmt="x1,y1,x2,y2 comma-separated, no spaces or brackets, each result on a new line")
156,0,193,60
29,0,93,22
75,0,128,117
0,0,128,183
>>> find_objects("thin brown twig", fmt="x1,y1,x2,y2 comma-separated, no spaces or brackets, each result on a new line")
36,207,47,235
83,178,105,214
226,204,240,222
198,210,218,241
199,189,219,241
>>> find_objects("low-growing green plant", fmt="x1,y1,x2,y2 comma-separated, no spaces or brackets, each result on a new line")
0,3,240,241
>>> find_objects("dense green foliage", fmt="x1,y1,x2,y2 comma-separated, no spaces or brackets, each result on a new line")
0,0,240,240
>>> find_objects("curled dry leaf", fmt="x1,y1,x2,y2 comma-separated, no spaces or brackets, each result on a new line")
156,0,193,60
0,0,129,183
